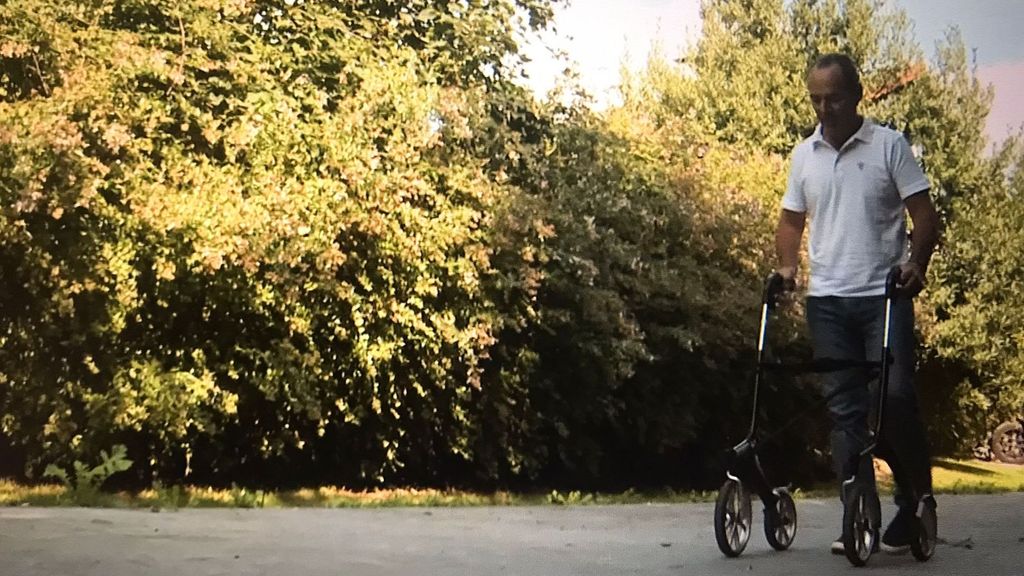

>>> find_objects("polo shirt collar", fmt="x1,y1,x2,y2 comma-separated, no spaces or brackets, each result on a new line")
811,118,875,149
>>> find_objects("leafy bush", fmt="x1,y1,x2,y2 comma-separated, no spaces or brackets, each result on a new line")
42,444,133,505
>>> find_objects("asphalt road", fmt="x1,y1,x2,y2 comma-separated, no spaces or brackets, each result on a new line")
2,493,1022,575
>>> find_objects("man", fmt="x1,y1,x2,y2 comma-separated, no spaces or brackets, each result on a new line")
776,53,940,555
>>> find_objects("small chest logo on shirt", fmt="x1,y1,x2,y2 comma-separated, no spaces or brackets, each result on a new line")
858,161,865,170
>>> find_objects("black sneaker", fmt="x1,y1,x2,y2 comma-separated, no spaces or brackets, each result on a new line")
881,508,914,554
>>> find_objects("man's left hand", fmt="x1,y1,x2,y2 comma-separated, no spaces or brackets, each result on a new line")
897,261,927,297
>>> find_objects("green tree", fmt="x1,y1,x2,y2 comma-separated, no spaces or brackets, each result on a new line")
0,0,555,486
681,0,808,153
920,136,1024,451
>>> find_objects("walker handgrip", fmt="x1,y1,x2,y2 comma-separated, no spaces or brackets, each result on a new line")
763,272,786,308
885,266,902,299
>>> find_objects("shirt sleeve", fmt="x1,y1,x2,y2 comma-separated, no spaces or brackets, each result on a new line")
890,134,931,200
781,146,806,213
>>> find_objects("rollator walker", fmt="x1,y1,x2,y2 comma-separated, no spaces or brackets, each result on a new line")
714,267,937,567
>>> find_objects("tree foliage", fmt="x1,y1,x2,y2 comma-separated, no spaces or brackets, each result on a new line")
919,137,1024,450
0,0,1017,490
0,0,548,486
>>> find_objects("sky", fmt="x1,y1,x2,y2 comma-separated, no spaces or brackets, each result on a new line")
521,0,1024,145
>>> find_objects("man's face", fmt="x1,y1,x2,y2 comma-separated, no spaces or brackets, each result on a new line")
806,64,859,128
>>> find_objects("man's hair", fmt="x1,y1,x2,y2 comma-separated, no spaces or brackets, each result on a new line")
811,53,863,102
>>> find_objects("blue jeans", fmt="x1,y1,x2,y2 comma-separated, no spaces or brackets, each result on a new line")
806,296,933,509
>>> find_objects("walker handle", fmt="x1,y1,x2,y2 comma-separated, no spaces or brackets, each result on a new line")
885,265,902,299
763,272,787,309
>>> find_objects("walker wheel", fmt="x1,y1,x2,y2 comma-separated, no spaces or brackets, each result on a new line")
842,484,879,566
714,478,752,557
764,488,797,550
991,420,1024,464
910,495,937,561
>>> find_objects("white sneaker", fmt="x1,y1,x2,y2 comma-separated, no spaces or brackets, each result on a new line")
831,535,879,554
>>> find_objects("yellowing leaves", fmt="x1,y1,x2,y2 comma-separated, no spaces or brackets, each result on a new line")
154,257,177,281
0,40,31,58
101,122,132,154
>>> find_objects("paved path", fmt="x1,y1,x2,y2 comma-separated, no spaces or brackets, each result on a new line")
2,493,1022,575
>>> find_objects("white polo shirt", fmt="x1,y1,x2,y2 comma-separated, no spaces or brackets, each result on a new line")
782,119,931,297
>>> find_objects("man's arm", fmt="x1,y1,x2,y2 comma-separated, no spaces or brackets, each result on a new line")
776,209,806,284
900,190,940,295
